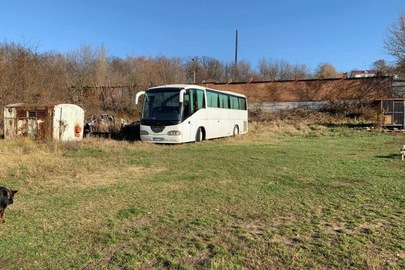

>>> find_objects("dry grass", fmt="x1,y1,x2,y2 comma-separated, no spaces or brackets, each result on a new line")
0,122,404,269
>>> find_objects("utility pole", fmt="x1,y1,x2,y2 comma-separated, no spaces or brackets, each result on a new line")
234,29,238,80
192,58,196,84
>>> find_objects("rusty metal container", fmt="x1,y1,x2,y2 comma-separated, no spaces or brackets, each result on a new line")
3,103,85,141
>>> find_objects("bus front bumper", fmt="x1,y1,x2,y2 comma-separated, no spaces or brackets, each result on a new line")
140,135,182,144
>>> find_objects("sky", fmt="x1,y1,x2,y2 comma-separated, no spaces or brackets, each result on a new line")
1,0,404,73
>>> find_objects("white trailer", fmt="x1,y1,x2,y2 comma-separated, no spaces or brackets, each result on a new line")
4,103,85,141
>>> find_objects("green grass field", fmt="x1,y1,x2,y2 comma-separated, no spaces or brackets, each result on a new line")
0,122,404,269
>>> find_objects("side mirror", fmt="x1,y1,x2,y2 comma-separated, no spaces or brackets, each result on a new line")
135,91,145,105
179,89,186,103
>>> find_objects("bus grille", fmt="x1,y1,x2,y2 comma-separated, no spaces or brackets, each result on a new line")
151,126,165,133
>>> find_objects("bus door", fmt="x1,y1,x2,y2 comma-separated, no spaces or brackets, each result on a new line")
183,89,205,141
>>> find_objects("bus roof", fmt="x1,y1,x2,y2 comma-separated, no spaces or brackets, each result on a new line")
147,84,246,98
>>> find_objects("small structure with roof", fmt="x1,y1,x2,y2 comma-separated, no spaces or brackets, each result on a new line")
3,103,84,141
375,98,405,129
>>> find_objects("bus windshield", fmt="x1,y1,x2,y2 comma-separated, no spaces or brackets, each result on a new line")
142,88,182,125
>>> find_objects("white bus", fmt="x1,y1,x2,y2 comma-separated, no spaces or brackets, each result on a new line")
135,84,248,143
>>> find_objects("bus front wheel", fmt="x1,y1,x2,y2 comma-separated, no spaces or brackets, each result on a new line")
195,127,204,142
233,125,239,136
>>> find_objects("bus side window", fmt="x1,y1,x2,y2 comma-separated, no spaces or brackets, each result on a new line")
196,89,205,109
188,89,204,115
192,90,200,113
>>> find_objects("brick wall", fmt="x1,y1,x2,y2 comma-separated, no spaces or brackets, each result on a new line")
202,76,392,103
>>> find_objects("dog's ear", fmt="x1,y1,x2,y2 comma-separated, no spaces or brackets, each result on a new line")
11,190,18,195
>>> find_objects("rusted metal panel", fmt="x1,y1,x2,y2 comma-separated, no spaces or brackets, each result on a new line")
3,103,84,141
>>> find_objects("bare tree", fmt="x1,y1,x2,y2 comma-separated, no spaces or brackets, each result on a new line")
108,56,133,85
371,59,394,75
92,44,108,86
236,60,255,81
292,64,310,80
155,56,185,84
314,63,342,78
277,60,294,80
65,45,95,90
36,52,70,102
0,41,73,121
258,58,310,81
384,13,405,75
198,56,225,82
257,58,278,80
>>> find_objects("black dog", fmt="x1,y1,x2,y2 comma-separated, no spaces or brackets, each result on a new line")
0,187,18,224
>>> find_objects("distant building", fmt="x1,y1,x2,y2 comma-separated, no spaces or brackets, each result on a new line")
349,70,378,78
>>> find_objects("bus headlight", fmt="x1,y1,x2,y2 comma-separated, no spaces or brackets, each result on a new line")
140,130,149,135
167,130,181,136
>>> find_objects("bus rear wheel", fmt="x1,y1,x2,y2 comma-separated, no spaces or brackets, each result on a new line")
195,127,204,142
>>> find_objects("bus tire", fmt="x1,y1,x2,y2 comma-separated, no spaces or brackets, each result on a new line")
233,125,239,136
195,127,203,142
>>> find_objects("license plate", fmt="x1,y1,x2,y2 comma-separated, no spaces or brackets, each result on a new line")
153,137,164,141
